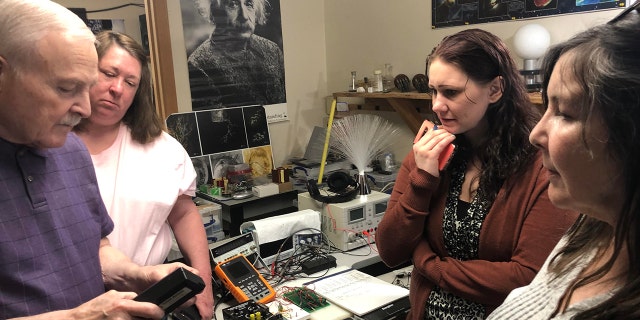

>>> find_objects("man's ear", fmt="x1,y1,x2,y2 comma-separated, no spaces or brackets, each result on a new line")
488,76,503,103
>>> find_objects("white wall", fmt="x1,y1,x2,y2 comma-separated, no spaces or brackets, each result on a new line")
324,0,621,162
55,0,623,168
325,0,619,91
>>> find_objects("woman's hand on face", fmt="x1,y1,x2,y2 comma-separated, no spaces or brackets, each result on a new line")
413,120,456,176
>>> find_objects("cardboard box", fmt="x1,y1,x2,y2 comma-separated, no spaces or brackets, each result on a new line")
278,181,293,193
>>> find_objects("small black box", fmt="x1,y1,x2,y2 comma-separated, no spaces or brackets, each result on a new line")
301,255,337,274
134,267,205,314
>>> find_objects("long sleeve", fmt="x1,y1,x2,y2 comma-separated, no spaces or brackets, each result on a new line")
376,151,446,267
376,151,579,319
411,178,576,307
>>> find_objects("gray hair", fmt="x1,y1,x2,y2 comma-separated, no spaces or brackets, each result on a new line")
0,0,94,73
194,0,270,25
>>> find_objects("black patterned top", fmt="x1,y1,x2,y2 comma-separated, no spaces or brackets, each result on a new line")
425,159,491,319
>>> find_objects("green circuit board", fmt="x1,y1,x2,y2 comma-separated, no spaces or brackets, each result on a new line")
282,287,331,313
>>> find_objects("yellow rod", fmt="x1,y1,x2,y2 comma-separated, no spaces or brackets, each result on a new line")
318,99,337,184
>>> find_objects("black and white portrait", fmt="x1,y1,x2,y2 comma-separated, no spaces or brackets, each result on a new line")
181,0,287,110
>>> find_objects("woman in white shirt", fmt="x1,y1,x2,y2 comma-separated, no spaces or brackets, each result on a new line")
74,30,214,319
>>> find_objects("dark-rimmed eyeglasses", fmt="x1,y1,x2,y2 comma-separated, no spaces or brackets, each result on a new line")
608,0,640,24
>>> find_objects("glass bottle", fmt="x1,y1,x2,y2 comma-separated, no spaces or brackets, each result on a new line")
374,70,383,92
364,77,371,92
349,71,357,92
383,64,394,92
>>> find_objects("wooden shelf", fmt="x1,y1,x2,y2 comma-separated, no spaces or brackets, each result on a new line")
332,90,543,134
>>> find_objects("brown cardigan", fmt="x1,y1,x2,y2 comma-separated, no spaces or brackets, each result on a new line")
376,151,579,320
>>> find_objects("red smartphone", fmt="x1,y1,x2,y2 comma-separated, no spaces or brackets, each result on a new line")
433,124,456,171
438,143,456,171
414,120,455,171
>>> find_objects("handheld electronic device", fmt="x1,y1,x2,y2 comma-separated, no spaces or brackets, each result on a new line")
214,254,276,304
437,141,456,171
414,120,456,171
134,267,205,314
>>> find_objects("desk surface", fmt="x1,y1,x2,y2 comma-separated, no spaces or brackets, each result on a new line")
197,189,298,207
212,246,407,320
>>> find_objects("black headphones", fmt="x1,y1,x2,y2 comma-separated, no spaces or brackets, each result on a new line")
306,171,359,204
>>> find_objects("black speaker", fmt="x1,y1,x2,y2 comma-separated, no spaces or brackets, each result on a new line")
306,171,359,204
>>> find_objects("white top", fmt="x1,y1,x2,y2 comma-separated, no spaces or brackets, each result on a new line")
487,236,616,320
91,123,197,265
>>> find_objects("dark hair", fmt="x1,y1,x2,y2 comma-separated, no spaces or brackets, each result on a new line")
427,28,539,202
76,31,163,144
543,12,640,320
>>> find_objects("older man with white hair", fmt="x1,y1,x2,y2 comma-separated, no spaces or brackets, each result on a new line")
0,1,197,318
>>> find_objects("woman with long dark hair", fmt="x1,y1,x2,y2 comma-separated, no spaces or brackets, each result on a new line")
489,3,640,319
376,29,578,319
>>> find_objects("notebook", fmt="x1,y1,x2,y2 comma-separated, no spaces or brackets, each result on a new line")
303,268,409,316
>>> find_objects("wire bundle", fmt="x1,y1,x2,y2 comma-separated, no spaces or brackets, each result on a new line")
212,228,380,319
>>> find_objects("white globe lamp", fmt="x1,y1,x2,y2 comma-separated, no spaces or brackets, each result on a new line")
513,23,551,90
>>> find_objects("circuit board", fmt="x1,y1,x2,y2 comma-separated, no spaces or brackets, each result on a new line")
282,287,330,313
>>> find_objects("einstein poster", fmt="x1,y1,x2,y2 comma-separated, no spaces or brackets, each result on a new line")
179,0,288,123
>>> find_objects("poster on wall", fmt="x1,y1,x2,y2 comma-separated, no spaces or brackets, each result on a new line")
166,105,274,188
432,0,625,28
179,0,288,123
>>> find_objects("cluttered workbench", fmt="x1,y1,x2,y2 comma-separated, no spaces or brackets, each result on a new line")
197,189,299,237
213,245,411,320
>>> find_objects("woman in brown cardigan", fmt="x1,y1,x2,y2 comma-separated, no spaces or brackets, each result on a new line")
376,29,578,319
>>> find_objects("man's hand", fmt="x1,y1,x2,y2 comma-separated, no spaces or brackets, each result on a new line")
134,262,200,294
70,290,165,320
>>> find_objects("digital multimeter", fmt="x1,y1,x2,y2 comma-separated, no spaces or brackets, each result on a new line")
214,254,275,304
133,267,205,314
